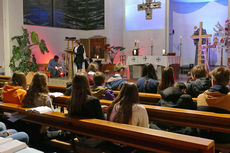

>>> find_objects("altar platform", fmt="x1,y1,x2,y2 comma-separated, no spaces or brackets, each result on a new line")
127,56,180,79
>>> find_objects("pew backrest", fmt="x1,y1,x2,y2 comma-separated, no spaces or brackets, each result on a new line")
0,102,214,153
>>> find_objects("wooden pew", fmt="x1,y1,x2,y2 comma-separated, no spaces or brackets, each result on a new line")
48,85,197,104
0,102,214,153
0,75,197,104
52,96,230,152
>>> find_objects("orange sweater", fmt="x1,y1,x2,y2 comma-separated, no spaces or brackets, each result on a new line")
2,85,26,106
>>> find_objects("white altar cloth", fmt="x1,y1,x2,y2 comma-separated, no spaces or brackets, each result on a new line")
126,56,180,67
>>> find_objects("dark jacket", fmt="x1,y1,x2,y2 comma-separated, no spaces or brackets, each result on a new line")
105,75,126,90
186,77,211,97
74,45,84,64
197,85,230,143
158,87,196,110
156,87,197,135
67,96,105,120
137,77,158,93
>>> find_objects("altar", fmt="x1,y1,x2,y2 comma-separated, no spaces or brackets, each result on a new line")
127,56,180,79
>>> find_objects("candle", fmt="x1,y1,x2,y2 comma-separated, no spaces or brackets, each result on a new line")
137,40,140,48
150,39,153,46
180,36,182,44
162,49,166,55
135,40,137,47
96,55,99,59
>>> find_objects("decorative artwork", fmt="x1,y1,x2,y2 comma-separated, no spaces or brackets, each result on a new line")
23,0,104,30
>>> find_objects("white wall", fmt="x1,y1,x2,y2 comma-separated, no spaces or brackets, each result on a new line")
173,1,228,66
25,0,124,64
123,0,166,58
3,0,24,75
0,0,4,67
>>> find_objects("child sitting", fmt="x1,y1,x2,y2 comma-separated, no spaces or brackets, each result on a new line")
23,72,53,109
158,82,196,110
2,71,27,106
91,72,115,100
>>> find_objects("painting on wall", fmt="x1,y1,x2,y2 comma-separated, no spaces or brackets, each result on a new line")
23,0,104,30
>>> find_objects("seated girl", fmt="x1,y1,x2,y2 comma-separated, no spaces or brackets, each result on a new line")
107,82,149,128
68,72,104,119
137,63,158,93
2,72,27,106
23,72,53,109
68,72,105,148
158,67,175,93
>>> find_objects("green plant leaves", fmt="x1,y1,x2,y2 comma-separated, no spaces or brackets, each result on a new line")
9,27,48,74
31,32,39,44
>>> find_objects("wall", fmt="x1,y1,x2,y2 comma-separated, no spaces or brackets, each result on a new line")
172,1,228,66
123,0,166,58
3,0,24,75
0,0,3,67
25,0,124,64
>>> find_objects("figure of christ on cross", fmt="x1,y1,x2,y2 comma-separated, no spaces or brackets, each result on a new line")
138,0,161,20
190,22,212,68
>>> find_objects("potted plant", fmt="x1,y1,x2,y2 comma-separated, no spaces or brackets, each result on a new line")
105,44,125,64
9,28,49,75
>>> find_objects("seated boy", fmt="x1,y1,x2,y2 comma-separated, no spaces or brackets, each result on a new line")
158,82,196,110
197,67,230,143
156,82,197,135
186,65,211,97
91,72,115,100
105,63,126,90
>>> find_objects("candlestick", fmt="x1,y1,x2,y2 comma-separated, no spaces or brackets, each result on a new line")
180,36,182,45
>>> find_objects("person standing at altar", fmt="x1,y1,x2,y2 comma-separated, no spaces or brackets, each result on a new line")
73,39,85,70
106,63,127,90
48,55,60,78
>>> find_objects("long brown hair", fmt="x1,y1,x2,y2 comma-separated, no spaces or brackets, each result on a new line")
158,67,175,92
11,71,27,90
107,82,139,124
68,72,91,116
23,72,49,107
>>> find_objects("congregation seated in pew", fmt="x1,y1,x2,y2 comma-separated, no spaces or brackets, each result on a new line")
87,62,99,86
186,65,211,98
197,66,230,143
137,63,159,94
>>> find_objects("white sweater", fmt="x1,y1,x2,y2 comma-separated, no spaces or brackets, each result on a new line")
109,103,149,128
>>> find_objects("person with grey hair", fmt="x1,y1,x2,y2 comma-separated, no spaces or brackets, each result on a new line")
73,39,85,70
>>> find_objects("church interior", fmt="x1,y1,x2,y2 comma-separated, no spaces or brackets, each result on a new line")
0,0,230,152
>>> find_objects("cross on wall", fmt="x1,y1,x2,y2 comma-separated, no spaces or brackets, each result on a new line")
138,0,161,20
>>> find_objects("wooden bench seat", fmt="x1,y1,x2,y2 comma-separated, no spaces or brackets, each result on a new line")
0,102,214,153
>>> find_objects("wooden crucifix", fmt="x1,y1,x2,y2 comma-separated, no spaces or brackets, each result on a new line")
190,22,212,68
138,0,161,20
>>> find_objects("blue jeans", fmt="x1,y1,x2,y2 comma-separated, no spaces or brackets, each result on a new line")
0,122,29,144
48,67,60,78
